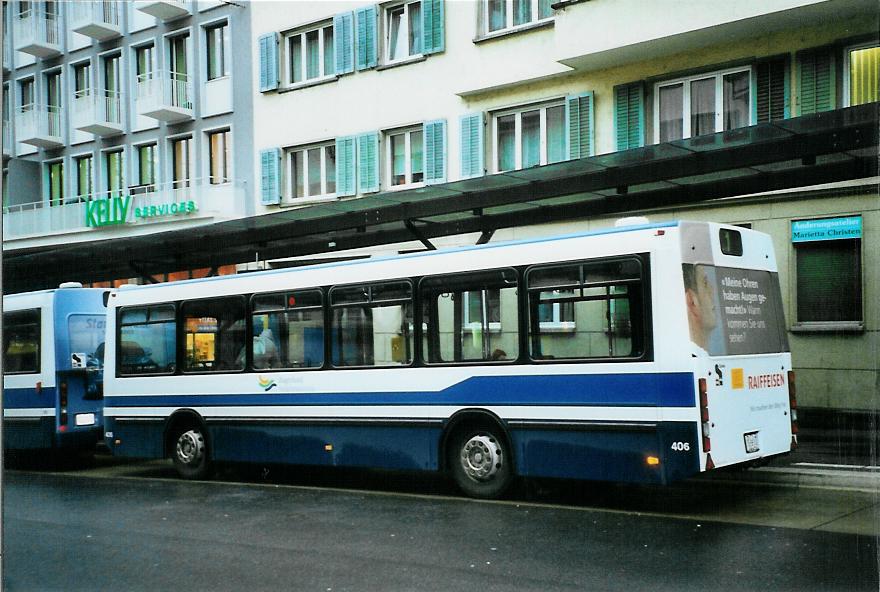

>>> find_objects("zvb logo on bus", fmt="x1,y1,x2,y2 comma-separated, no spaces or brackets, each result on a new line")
723,367,784,390
258,376,277,391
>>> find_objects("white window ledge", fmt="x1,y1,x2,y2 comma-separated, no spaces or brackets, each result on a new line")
790,322,865,334
473,19,554,44
377,55,427,71
279,75,339,94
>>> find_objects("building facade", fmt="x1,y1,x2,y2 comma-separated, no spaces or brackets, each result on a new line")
249,0,878,415
2,0,255,255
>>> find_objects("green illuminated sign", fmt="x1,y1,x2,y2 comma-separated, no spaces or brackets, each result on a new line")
85,198,198,227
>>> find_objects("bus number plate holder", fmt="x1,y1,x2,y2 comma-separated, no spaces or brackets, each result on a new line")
744,431,759,453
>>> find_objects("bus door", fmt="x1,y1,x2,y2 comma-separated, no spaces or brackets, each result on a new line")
57,314,106,442
683,262,793,469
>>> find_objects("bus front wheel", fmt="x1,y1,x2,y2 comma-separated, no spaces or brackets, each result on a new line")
448,426,512,499
171,425,211,479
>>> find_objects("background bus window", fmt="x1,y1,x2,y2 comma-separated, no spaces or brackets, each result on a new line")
182,297,246,372
3,309,41,374
420,268,519,364
69,314,106,368
330,281,413,367
527,258,643,360
251,289,324,369
118,305,176,375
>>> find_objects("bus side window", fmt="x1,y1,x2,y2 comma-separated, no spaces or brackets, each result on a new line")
181,297,247,373
251,289,324,370
2,309,41,374
118,304,176,375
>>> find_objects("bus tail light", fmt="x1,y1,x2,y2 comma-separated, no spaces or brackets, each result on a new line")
788,371,799,448
59,380,68,429
698,378,711,454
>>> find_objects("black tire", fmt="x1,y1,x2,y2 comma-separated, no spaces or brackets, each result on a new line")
447,425,512,499
170,424,211,479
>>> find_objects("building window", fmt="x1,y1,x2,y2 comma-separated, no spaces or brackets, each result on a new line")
103,54,121,123
73,62,91,99
287,142,335,199
655,67,752,143
136,144,157,189
75,155,93,201
483,0,553,35
19,78,34,112
135,43,154,84
845,43,879,106
47,161,64,207
492,101,565,172
208,129,230,184
386,126,423,188
385,0,421,62
45,71,61,136
105,150,124,195
206,22,229,81
171,137,191,189
286,22,334,86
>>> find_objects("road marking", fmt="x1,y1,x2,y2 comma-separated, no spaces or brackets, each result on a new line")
793,462,880,471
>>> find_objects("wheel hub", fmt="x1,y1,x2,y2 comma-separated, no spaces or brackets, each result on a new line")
460,435,502,481
176,429,204,465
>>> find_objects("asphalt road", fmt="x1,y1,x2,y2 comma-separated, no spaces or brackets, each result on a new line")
3,460,878,592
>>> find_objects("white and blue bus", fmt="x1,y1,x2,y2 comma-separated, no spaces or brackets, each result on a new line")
102,221,797,497
3,285,108,455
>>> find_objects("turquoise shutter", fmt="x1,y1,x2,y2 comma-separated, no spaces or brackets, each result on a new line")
258,33,279,92
333,12,354,75
798,48,835,115
613,82,644,151
335,136,356,197
566,92,594,160
355,6,377,71
754,56,791,122
357,132,379,193
422,0,445,55
260,148,281,205
423,119,447,184
459,113,484,179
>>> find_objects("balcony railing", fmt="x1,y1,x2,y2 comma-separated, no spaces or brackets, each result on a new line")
134,0,191,21
3,179,244,241
13,7,61,58
15,105,63,149
70,1,122,41
73,89,124,137
137,71,194,123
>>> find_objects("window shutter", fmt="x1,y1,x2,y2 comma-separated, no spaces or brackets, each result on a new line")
459,113,484,179
566,92,594,160
422,0,445,55
355,6,377,71
333,12,354,75
423,119,447,185
258,33,279,92
798,48,835,115
357,132,379,193
335,136,356,197
613,82,644,151
755,56,790,123
260,148,281,205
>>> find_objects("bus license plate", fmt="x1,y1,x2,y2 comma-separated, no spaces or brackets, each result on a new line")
744,431,759,453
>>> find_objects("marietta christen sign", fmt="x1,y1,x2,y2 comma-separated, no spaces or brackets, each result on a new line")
85,196,198,228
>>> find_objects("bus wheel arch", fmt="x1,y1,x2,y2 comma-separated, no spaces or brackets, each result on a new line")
164,410,212,480
442,409,514,499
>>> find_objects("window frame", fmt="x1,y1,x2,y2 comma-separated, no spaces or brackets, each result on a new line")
490,99,566,173
285,140,337,202
384,125,425,190
3,308,41,376
206,128,231,185
480,0,554,37
18,76,35,113
843,41,879,107
45,158,64,207
134,142,158,190
116,303,178,378
653,65,754,144
74,153,94,202
205,20,229,81
180,295,248,375
249,288,326,371
383,0,423,64
283,20,335,89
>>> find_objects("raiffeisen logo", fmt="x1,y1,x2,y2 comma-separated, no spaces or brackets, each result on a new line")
748,373,785,389
258,376,277,392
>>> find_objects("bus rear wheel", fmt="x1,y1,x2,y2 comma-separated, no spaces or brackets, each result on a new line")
448,426,512,499
171,425,211,479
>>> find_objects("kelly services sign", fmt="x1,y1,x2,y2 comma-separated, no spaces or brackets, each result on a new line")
791,216,862,243
86,196,198,228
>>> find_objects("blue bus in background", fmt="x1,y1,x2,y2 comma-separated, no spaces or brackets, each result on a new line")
3,284,109,456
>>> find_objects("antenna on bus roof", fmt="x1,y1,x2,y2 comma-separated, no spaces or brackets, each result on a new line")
58,282,83,289
614,216,650,227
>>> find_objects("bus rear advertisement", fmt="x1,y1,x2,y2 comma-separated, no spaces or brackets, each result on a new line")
100,221,797,498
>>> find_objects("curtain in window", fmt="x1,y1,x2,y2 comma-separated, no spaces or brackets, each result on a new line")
723,71,750,130
690,77,715,137
106,151,123,196
323,27,334,75
136,45,153,82
290,150,303,198
209,131,228,185
513,0,531,26
389,7,405,60
497,114,515,171
77,156,92,199
290,36,303,83
488,0,505,32
138,145,155,186
659,84,683,142
48,162,63,207
408,2,422,55
850,46,879,106
207,25,226,81
306,30,320,79
172,139,190,189
546,105,565,164
411,129,424,183
521,109,540,168
325,145,336,194
307,147,322,195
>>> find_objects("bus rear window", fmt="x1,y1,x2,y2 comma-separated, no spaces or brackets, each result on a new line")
683,264,788,356
69,315,106,368
3,309,40,374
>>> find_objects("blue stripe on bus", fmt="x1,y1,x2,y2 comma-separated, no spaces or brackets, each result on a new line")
105,372,696,409
3,387,56,409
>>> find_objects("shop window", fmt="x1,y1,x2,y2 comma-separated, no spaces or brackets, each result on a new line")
420,268,519,364
181,297,247,373
251,289,324,369
796,240,862,324
3,309,40,375
330,281,413,367
118,304,176,375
